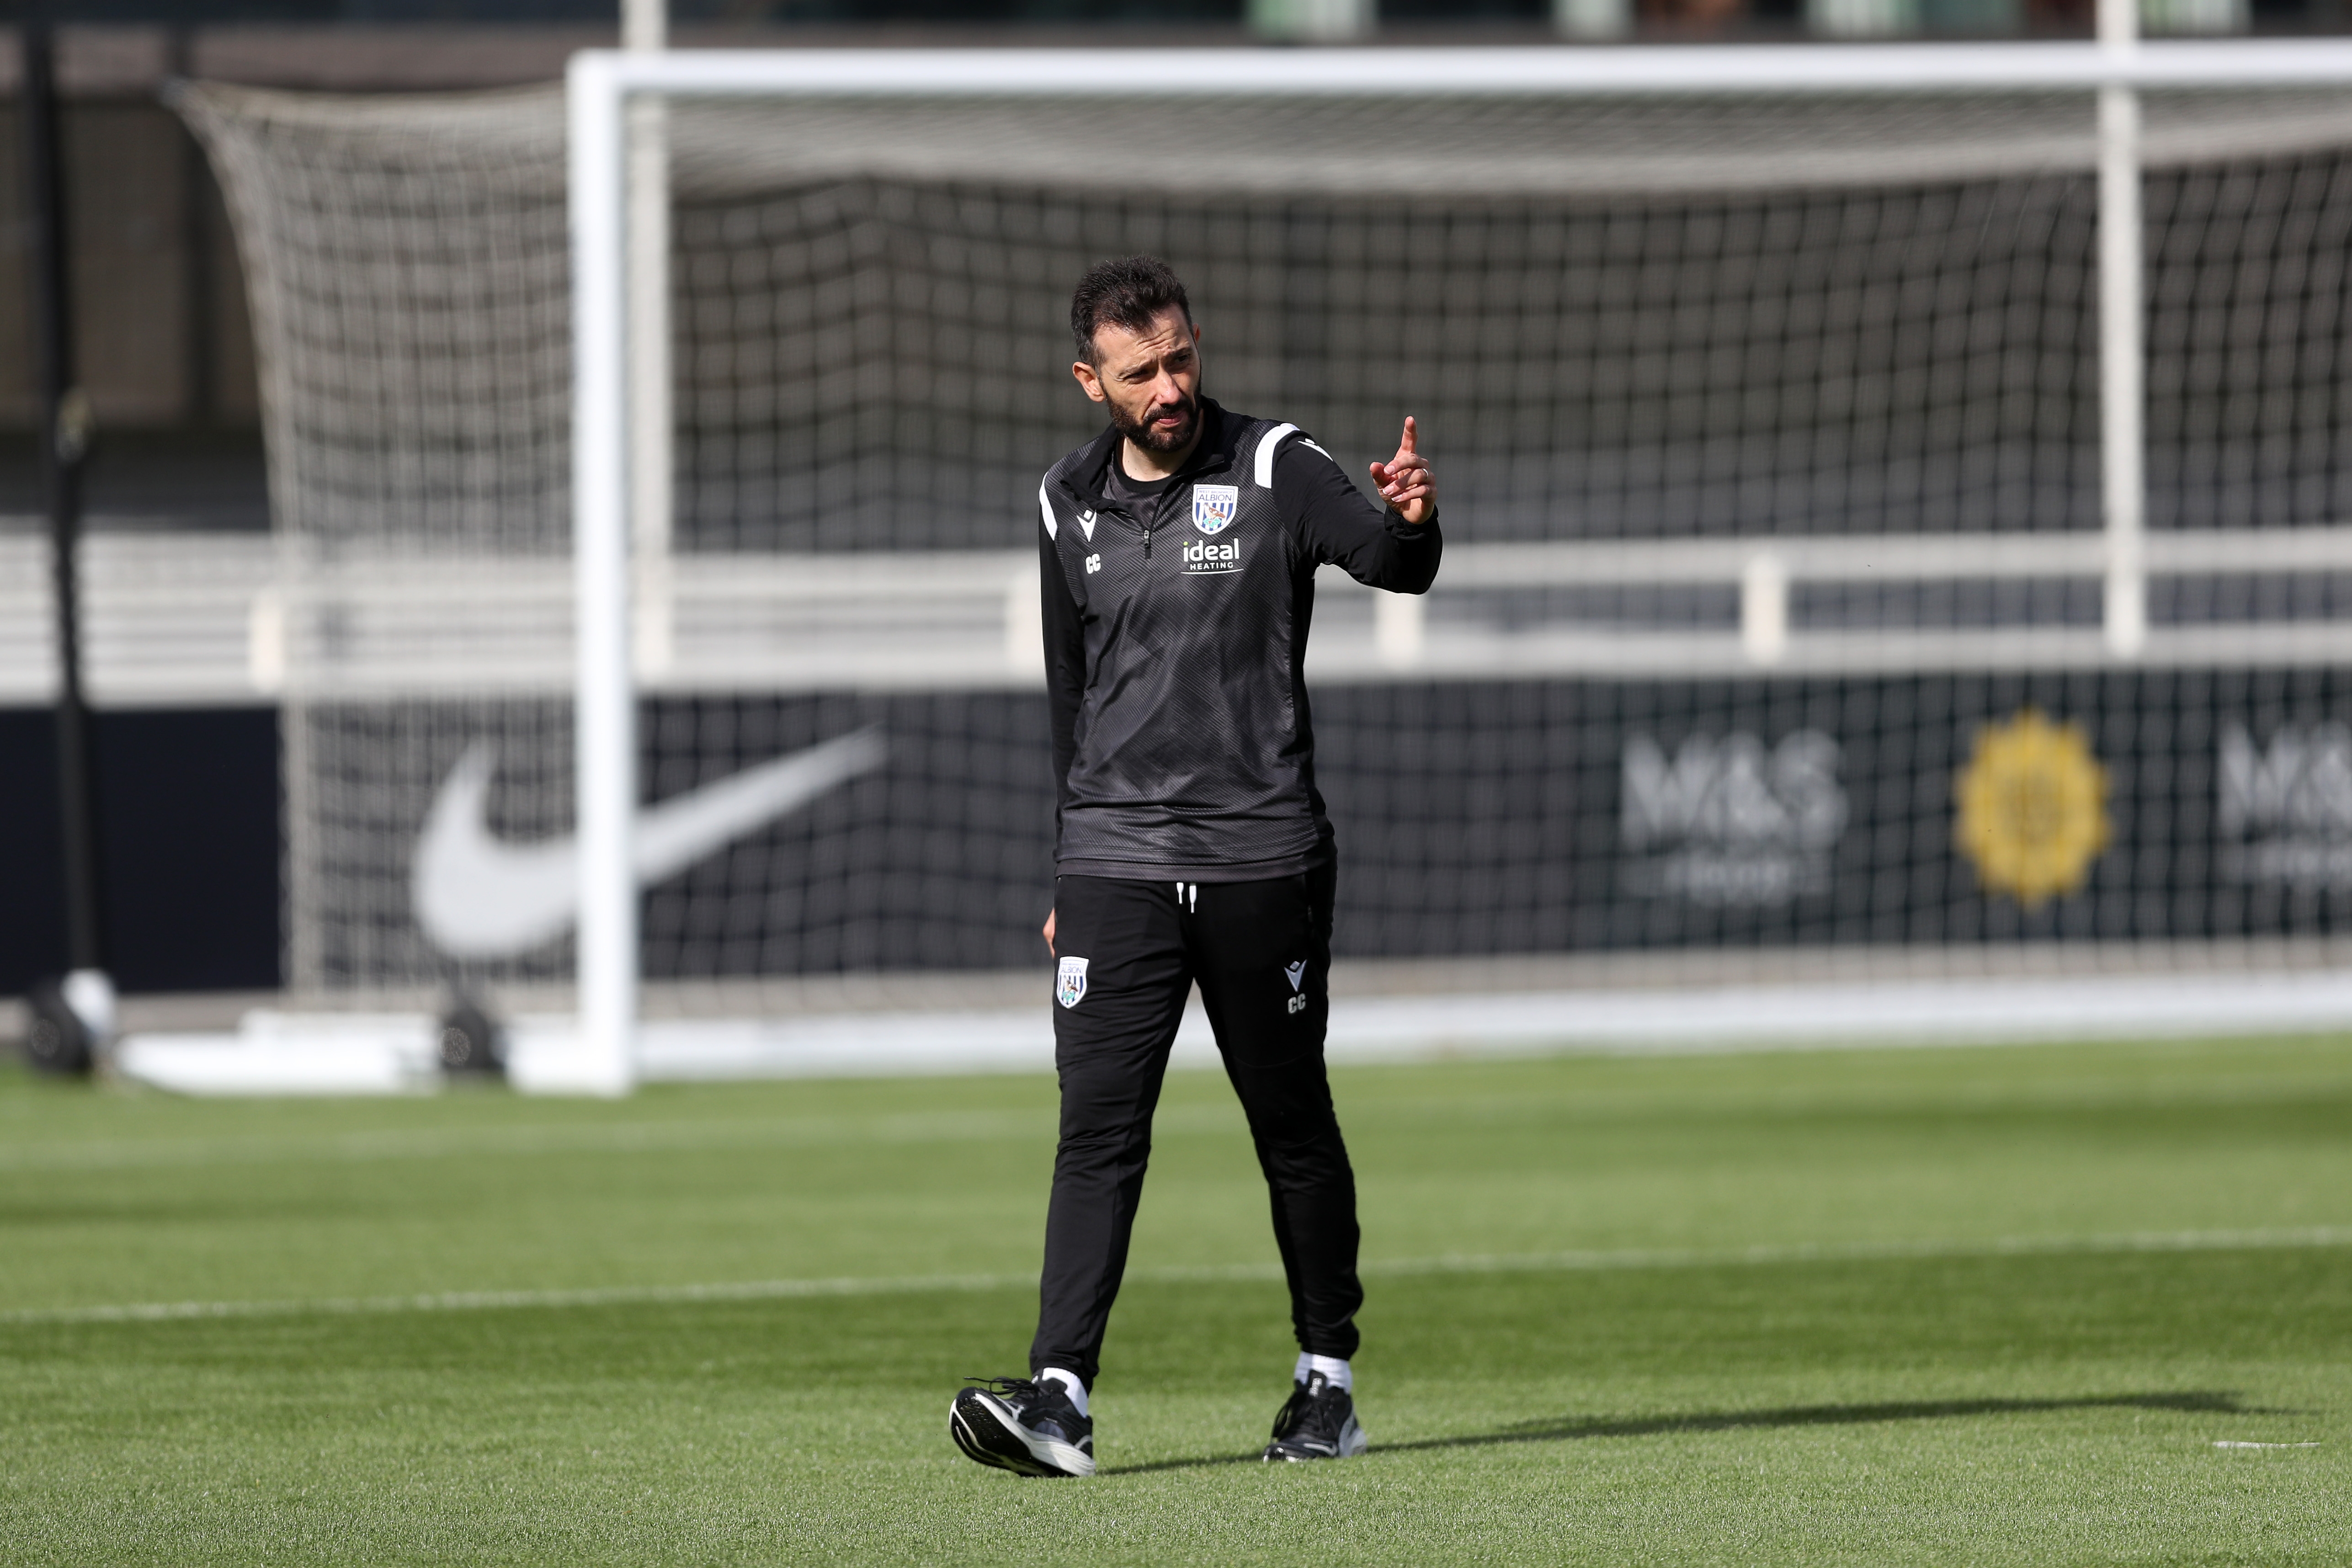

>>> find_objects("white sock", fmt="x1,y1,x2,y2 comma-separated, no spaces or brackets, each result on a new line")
1038,1366,1089,1418
1294,1352,1352,1393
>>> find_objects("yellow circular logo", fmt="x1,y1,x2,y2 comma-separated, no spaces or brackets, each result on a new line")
1954,709,2111,908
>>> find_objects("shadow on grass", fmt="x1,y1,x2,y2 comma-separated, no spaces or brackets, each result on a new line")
1104,1390,2257,1476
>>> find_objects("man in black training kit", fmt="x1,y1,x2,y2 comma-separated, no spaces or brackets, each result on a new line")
949,257,1440,1478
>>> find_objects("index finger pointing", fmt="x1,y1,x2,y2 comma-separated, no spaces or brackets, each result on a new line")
1399,415,1418,455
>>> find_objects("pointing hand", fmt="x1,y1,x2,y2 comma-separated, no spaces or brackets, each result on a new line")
1368,415,1434,526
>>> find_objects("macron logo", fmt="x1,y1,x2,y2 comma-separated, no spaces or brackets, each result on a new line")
411,728,886,958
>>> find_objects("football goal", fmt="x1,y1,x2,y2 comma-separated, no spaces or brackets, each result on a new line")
175,37,2352,1092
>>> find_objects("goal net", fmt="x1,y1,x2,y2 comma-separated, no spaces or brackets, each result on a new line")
175,48,2352,1081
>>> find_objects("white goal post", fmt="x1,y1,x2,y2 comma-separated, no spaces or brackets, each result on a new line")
557,37,2352,1091
149,32,2352,1095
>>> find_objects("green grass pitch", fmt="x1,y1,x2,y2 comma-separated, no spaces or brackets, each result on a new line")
3,1034,2349,1565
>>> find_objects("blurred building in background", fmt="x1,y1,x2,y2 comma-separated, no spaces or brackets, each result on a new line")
0,0,2310,477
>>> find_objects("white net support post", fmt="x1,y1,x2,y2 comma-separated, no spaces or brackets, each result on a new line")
2099,0,2147,658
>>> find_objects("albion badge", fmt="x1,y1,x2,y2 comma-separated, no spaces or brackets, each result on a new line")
1056,956,1090,1009
1192,484,1239,535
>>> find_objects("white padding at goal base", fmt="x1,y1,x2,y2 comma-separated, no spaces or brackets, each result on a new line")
112,1012,442,1097
108,970,2352,1096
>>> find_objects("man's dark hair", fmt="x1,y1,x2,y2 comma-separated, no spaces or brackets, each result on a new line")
1070,255,1192,363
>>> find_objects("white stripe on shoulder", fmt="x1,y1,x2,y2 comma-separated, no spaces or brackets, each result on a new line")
1254,424,1299,488
1037,482,1056,540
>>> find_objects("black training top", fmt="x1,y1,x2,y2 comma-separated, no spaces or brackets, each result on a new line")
1037,399,1442,882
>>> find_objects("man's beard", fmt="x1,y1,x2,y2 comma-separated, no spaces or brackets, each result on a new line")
1112,389,1200,455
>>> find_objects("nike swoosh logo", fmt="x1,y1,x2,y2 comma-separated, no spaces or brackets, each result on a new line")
411,727,887,958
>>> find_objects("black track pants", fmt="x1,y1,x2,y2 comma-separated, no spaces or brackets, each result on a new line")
1030,864,1362,1388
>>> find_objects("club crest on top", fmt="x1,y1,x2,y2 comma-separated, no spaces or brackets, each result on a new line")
1192,484,1239,534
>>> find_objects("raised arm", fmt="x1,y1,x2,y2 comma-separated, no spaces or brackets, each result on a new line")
1276,418,1442,594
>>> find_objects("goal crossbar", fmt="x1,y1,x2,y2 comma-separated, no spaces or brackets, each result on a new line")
569,41,2352,101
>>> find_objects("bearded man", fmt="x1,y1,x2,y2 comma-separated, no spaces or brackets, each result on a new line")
950,255,1440,1477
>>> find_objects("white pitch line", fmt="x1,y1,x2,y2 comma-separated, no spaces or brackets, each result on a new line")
1356,1226,2352,1277
2213,1440,2323,1449
0,1271,1038,1327
0,1107,1074,1175
5,1225,2348,1329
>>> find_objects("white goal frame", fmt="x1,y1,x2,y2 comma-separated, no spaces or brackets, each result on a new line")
562,35,2352,1094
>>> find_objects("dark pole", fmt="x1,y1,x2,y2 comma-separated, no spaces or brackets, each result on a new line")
170,25,215,428
21,19,108,987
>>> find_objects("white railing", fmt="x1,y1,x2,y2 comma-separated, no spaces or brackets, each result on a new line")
14,529,2352,706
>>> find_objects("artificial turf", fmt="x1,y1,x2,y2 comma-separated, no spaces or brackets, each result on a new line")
1,1035,2347,1565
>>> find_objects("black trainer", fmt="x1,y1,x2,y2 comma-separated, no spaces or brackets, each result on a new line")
1262,1370,1368,1462
950,1377,1096,1478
